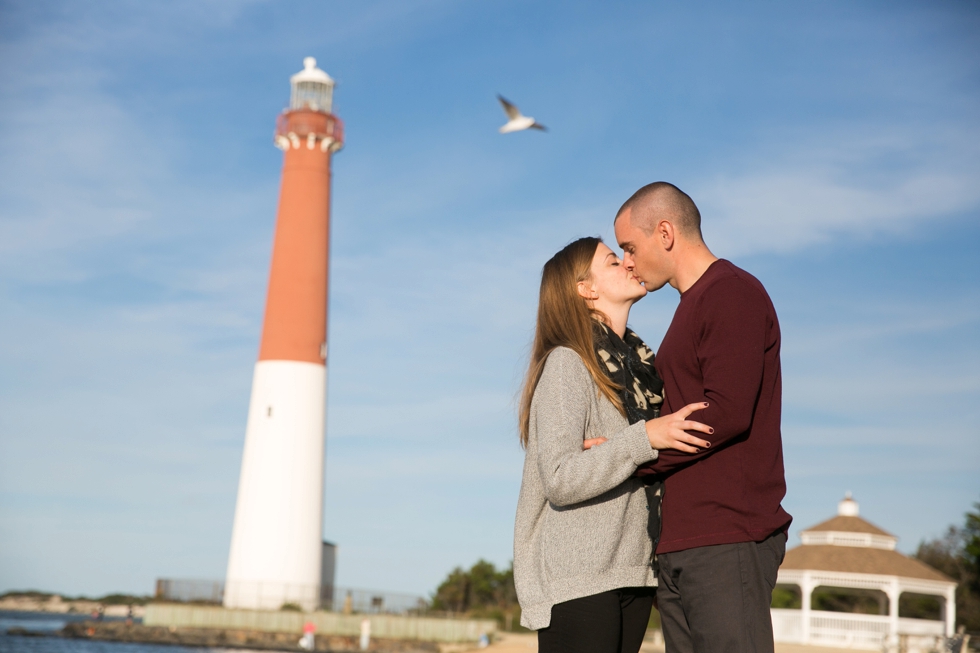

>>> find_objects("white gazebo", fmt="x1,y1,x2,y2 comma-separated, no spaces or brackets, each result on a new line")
771,494,956,652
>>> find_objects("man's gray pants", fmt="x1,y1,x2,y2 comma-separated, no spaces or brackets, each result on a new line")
656,531,786,653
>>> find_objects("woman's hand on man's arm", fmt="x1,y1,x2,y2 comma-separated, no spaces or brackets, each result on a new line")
645,402,712,453
582,402,712,453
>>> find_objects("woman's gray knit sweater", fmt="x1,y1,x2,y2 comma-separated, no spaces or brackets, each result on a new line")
514,346,659,630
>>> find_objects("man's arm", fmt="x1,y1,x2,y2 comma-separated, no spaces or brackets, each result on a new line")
645,277,768,473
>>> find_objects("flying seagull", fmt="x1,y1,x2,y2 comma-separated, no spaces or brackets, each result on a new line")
497,95,546,133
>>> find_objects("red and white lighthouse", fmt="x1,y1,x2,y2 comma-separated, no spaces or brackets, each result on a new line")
224,57,343,611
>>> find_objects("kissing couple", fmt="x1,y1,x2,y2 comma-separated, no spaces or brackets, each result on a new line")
514,182,793,653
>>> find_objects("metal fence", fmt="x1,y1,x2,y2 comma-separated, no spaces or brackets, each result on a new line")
155,579,225,604
154,578,428,615
329,586,429,615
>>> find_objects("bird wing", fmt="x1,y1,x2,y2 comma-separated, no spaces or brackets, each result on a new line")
497,95,521,120
529,122,547,131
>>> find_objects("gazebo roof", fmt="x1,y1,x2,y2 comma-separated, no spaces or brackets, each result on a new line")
803,515,892,537
781,544,954,583
781,494,955,585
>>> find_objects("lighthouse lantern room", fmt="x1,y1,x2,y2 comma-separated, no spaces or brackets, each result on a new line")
290,56,334,113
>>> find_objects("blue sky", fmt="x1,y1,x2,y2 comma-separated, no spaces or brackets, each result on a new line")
0,0,978,598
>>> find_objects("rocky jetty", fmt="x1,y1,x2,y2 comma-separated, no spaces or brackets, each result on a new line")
0,592,145,617
57,620,441,652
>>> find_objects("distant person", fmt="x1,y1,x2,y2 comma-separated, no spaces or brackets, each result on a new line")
614,182,793,653
514,236,712,653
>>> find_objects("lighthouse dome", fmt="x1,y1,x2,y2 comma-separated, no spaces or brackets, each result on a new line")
290,57,334,113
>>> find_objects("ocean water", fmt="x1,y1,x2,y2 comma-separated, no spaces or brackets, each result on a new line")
0,612,263,653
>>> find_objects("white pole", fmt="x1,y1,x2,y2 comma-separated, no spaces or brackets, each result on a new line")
801,573,813,645
360,618,371,651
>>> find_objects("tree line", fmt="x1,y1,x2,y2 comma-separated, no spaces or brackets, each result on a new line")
430,560,522,630
914,501,980,631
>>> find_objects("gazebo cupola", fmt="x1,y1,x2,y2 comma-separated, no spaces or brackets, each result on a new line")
799,493,898,550
771,494,956,652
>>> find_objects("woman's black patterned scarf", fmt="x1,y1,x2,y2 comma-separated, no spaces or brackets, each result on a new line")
593,320,663,423
593,319,666,570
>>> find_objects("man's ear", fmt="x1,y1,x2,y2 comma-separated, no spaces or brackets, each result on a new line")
658,219,676,251
576,279,598,300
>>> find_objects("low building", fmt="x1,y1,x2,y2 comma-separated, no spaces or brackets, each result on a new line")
772,494,956,651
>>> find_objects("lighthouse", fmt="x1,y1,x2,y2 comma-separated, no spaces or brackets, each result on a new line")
224,57,343,611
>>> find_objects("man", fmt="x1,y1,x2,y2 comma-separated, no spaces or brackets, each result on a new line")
614,182,792,653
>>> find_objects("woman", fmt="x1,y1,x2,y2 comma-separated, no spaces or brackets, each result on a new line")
514,237,712,653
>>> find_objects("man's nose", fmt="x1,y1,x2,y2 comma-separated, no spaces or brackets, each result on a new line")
623,253,635,269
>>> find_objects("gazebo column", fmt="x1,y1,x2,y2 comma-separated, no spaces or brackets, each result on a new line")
943,586,956,637
800,572,814,645
885,578,901,651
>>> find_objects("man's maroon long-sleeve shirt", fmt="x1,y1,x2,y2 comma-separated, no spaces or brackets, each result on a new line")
639,259,792,554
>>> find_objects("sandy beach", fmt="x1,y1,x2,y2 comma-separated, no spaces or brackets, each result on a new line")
458,632,855,653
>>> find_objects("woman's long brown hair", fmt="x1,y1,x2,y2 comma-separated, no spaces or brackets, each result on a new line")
518,237,624,447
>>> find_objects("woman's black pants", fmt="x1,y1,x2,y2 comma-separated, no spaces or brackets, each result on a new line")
537,587,655,653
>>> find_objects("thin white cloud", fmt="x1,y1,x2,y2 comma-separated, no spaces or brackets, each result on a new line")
0,72,161,274
783,297,980,352
698,126,980,256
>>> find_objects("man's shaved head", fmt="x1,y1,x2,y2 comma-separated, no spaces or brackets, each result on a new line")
615,182,703,241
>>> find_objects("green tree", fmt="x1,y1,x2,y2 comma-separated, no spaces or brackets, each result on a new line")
432,566,470,613
468,560,500,609
771,585,802,609
914,500,980,631
963,503,980,594
430,559,523,630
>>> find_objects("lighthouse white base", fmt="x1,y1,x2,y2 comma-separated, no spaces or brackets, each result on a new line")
224,360,326,611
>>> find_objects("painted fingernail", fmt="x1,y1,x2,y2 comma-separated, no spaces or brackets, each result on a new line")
705,441,711,447
703,402,709,407
709,428,714,434
694,448,701,453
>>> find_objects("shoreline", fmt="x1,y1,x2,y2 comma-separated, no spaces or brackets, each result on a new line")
0,596,146,618
3,619,449,652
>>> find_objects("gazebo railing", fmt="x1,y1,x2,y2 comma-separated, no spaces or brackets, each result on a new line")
771,609,803,642
896,618,945,636
810,612,889,650
772,609,947,651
